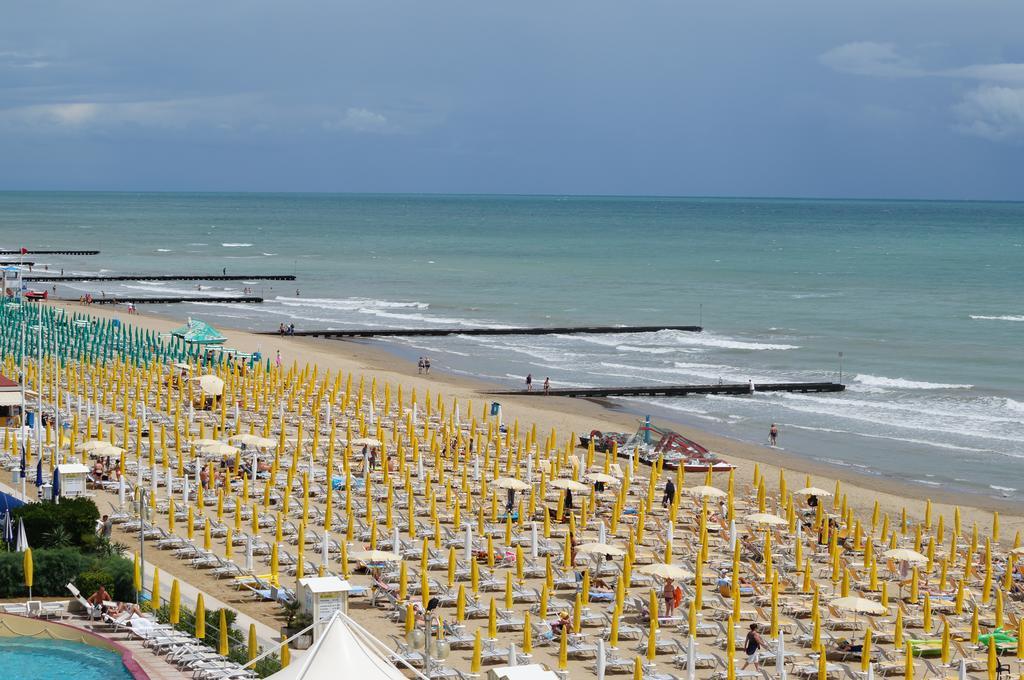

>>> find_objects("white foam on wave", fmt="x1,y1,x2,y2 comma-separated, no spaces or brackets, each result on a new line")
970,314,1024,322
990,485,1017,492
569,329,798,352
221,243,253,247
155,248,172,252
854,374,972,390
274,296,428,311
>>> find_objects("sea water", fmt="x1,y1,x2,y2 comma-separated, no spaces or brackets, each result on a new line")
1,192,1021,501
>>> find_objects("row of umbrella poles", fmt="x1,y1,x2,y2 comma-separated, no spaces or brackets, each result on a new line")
0,303,251,369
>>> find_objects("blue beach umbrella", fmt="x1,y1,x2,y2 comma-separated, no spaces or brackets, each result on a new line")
34,458,42,487
19,443,25,479
52,467,61,501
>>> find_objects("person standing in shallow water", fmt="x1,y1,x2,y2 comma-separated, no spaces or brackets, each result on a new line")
769,423,779,446
543,377,550,395
525,373,532,391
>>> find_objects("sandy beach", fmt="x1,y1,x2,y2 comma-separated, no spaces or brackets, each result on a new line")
28,298,1020,679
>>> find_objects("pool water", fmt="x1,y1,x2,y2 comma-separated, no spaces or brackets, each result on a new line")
0,637,135,680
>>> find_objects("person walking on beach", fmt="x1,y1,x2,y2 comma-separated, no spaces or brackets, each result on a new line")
424,358,431,374
663,577,676,618
769,423,779,446
742,624,767,671
525,373,533,391
222,267,226,276
543,377,550,395
417,357,424,374
662,477,676,508
275,350,281,368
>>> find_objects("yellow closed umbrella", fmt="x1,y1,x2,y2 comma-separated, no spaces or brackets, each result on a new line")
986,637,996,680
471,629,482,673
862,628,873,673
488,598,498,639
634,656,643,680
218,609,229,656
150,568,160,609
133,552,142,596
558,626,568,670
941,619,950,665
195,593,206,639
248,623,258,661
523,613,533,654
23,548,32,599
169,579,180,624
818,646,828,680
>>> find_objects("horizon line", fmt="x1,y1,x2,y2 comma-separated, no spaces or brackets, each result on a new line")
0,188,1022,205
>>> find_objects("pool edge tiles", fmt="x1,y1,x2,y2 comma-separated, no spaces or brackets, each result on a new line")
0,611,150,680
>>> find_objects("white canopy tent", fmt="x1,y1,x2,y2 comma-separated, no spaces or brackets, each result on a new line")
262,611,423,680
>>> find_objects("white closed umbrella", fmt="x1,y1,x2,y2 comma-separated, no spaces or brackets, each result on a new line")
166,467,173,497
322,530,330,568
531,522,538,559
867,663,874,680
777,630,787,680
182,475,190,506
245,534,253,572
464,523,473,562
596,638,606,680
393,528,400,556
729,520,737,552
118,476,126,507
598,521,607,545
508,641,517,667
957,659,966,680
526,456,533,483
16,518,28,552
473,455,479,481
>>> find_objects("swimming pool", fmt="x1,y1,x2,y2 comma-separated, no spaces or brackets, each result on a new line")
0,637,135,680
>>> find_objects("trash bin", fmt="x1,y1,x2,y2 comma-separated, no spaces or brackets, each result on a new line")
490,402,501,416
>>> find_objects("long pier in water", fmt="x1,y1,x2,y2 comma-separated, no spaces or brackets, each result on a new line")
82,296,264,305
487,382,845,398
0,250,100,255
25,274,295,282
261,324,703,338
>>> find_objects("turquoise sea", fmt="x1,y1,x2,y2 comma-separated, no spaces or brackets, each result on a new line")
1,192,1021,502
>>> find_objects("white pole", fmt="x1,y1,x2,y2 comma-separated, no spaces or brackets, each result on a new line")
531,522,538,559
322,530,330,568
687,636,696,680
596,638,606,680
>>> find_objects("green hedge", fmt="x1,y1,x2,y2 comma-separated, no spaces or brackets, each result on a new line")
0,548,134,601
13,497,100,550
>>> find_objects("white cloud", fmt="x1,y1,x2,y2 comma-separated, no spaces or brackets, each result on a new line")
820,42,1024,84
0,95,259,131
0,50,51,69
324,107,391,134
819,42,922,78
953,86,1024,141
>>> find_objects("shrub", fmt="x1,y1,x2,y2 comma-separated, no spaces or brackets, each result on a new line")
0,548,134,600
13,497,100,549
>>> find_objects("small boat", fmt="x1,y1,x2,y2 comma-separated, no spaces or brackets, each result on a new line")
581,421,734,473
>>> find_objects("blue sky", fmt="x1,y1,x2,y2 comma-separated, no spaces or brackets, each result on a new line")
2,1,1023,199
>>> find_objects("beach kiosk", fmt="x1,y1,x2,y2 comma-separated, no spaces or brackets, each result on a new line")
54,463,89,498
298,576,352,640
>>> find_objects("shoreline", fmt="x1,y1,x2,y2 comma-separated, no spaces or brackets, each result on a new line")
50,300,1024,534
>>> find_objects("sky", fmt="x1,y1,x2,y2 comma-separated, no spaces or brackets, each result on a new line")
1,1,1023,199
